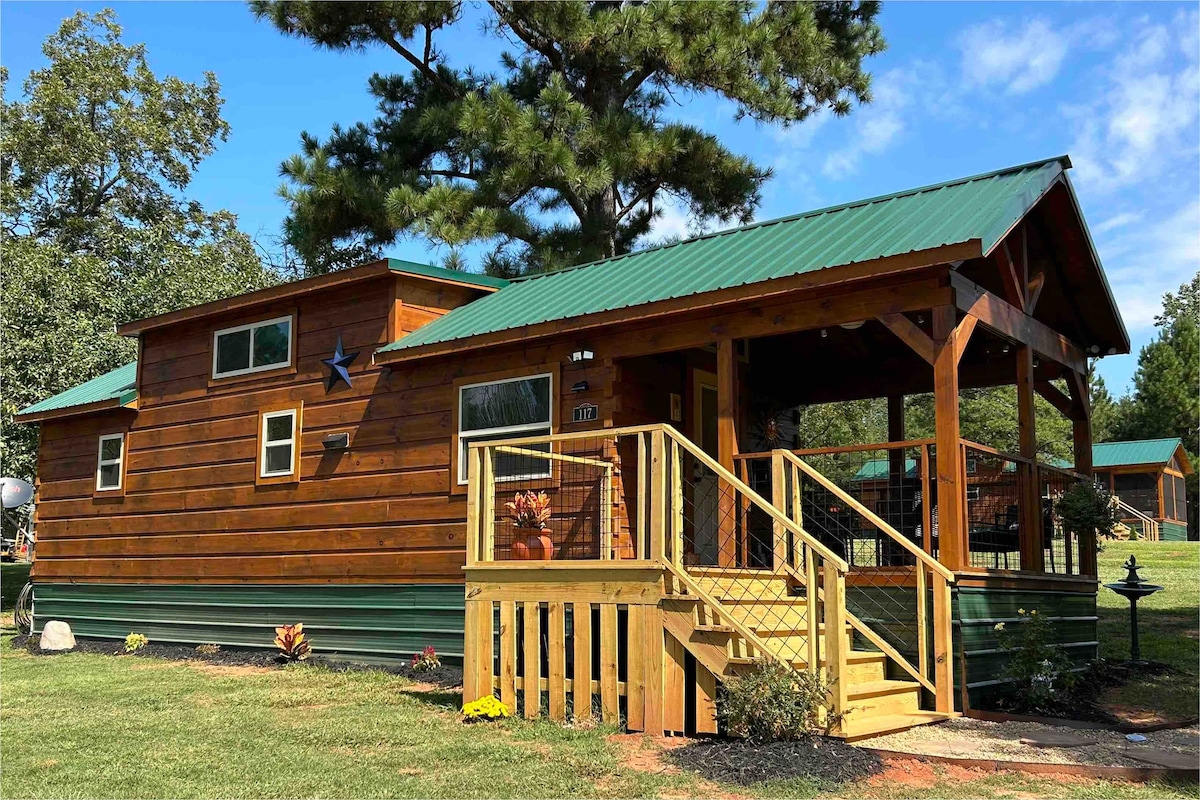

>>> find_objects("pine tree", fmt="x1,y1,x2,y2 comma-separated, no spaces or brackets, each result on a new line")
251,1,885,275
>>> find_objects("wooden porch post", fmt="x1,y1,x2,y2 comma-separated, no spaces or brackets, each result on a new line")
1016,345,1044,571
887,394,907,567
1068,371,1096,576
717,338,739,566
933,306,966,571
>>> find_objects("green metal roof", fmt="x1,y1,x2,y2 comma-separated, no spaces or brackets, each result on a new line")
17,362,137,418
380,156,1071,355
383,258,509,289
1093,438,1185,468
852,458,918,481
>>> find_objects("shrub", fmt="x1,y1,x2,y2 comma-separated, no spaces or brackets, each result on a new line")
410,645,441,672
124,633,149,653
195,643,221,655
461,696,510,722
996,608,1077,714
1058,482,1121,543
717,660,837,741
274,623,311,661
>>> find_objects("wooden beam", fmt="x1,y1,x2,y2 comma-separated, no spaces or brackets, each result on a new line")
1034,380,1074,417
887,394,907,493
1066,369,1096,576
1026,271,1046,313
717,338,739,568
933,305,966,571
877,313,936,365
954,314,978,365
1016,346,1043,572
997,242,1026,309
950,271,1087,373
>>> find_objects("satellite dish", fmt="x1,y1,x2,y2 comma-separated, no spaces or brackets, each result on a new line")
0,478,35,509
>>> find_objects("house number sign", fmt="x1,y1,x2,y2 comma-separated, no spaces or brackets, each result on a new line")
572,403,598,423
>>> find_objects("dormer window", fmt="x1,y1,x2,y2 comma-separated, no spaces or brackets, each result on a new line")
213,315,293,378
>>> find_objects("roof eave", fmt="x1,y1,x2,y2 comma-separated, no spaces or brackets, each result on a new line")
373,240,982,366
14,393,139,424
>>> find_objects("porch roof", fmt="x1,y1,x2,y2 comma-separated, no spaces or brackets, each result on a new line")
380,156,1084,357
16,361,138,421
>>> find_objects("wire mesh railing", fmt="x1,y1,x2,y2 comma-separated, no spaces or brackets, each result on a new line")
1039,463,1086,575
961,444,1025,571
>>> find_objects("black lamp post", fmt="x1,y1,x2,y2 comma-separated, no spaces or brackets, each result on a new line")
1103,555,1163,664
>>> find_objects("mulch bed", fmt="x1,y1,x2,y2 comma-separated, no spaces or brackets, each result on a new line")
9,634,464,687
667,737,883,787
989,658,1178,724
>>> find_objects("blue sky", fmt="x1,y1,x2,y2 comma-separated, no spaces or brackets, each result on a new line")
3,2,1198,393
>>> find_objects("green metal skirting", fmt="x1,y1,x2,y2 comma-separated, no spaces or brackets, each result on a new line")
956,586,1098,707
32,583,466,665
1160,521,1189,541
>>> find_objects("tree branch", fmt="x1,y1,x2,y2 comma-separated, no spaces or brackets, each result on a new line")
615,181,661,223
489,2,565,73
370,23,459,97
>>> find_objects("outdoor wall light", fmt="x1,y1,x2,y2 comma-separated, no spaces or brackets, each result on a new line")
571,380,590,393
322,432,350,450
569,349,594,363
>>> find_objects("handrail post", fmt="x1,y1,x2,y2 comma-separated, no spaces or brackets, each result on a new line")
915,563,929,683
671,439,684,570
637,433,648,559
932,573,954,713
823,561,847,732
791,461,804,571
650,430,666,563
771,451,787,571
480,446,496,562
466,444,481,566
805,546,819,675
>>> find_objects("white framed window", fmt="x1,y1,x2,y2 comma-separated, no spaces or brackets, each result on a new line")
212,315,293,379
458,373,553,484
95,433,124,492
965,458,978,475
966,485,981,501
260,409,297,478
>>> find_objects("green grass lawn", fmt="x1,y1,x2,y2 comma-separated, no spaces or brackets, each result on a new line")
1,625,1195,800
1096,540,1199,722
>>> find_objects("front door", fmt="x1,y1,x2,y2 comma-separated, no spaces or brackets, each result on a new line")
691,369,720,564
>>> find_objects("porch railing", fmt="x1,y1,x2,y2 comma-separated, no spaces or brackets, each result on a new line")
462,424,957,730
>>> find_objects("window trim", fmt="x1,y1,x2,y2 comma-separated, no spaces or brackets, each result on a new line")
212,314,294,380
256,403,303,485
95,432,125,493
455,370,556,487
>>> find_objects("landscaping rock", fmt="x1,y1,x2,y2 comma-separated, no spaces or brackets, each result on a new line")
39,620,75,651
1019,731,1099,748
1125,748,1200,771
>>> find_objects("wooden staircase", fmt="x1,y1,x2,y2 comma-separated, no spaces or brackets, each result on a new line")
665,567,951,740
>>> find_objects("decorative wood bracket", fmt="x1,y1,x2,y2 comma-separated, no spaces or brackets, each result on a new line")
1034,379,1075,418
877,313,936,365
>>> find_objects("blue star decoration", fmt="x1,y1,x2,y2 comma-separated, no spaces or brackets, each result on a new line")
321,336,360,392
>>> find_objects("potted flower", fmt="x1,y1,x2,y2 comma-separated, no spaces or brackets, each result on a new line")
505,490,554,560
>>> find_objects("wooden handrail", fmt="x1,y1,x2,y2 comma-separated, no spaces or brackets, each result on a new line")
780,450,955,583
738,438,937,460
492,444,612,469
663,427,850,572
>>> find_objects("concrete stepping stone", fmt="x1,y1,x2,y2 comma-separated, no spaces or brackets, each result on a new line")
1018,731,1099,748
1125,749,1200,771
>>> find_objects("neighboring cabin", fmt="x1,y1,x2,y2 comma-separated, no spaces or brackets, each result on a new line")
1092,438,1193,541
17,156,1133,735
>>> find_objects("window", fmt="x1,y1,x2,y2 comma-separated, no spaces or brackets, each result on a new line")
95,433,124,492
458,373,553,484
260,409,298,479
966,485,981,501
1173,475,1187,521
213,315,292,378
965,458,978,475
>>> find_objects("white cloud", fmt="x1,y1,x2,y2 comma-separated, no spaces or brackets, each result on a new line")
959,19,1068,94
1067,11,1200,193
1093,211,1144,234
820,69,915,179
646,196,720,244
1097,200,1200,331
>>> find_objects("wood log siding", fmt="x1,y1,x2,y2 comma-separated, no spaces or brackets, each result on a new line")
34,270,961,584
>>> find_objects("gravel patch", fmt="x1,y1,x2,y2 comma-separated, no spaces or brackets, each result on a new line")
667,737,883,787
865,716,1200,769
10,634,463,687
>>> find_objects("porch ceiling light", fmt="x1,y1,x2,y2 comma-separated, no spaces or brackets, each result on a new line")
838,320,865,330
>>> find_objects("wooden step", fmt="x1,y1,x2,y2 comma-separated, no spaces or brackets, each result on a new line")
840,711,953,742
845,679,921,718
729,650,887,683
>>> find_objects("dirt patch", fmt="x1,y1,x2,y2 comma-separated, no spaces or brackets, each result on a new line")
865,756,992,790
668,737,884,788
608,735,750,800
188,662,273,678
866,717,1200,769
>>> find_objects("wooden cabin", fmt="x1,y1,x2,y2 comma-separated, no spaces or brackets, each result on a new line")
17,156,1129,739
1092,439,1192,541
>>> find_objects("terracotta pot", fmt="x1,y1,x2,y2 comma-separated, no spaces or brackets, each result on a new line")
511,528,554,561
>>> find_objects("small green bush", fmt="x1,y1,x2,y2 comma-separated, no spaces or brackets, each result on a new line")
124,633,149,653
717,660,837,741
996,608,1077,714
195,643,221,655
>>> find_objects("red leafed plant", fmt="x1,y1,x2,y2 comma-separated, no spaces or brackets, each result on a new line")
411,645,441,672
505,491,551,530
274,623,311,661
